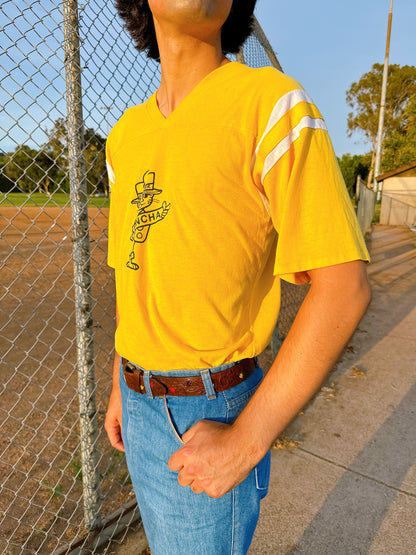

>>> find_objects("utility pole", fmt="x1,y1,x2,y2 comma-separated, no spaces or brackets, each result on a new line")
374,0,393,195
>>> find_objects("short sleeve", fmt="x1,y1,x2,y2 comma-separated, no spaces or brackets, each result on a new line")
252,88,369,284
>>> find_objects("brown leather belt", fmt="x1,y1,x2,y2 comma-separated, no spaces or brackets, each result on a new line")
122,358,256,396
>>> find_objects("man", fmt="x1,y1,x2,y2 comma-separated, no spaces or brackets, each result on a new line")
105,1,371,553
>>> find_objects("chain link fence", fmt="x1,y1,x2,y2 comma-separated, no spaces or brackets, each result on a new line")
0,2,305,552
356,175,377,235
379,191,416,226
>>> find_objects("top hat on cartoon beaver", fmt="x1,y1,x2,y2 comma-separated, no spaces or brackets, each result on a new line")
131,171,162,204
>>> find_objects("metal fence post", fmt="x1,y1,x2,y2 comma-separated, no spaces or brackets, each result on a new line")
237,48,246,64
62,0,101,531
1,3,283,548
252,16,283,72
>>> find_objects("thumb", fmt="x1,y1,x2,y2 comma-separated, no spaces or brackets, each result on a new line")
182,420,204,443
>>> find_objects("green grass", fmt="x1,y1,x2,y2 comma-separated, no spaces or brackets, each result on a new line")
41,480,64,498
0,192,110,208
69,459,83,482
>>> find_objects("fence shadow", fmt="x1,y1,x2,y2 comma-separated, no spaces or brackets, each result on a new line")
285,226,416,554
289,379,416,554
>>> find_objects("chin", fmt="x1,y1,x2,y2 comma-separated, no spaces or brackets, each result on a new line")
150,0,232,26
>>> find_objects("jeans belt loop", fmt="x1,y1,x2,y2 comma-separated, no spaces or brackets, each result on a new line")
200,369,216,400
143,370,154,398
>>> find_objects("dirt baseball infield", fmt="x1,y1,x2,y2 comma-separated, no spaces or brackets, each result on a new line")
0,205,305,552
1,206,131,553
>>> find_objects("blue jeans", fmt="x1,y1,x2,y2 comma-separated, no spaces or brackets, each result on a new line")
119,360,271,555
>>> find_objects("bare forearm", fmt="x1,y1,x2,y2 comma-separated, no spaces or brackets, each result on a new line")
233,260,371,462
112,351,121,389
105,303,125,451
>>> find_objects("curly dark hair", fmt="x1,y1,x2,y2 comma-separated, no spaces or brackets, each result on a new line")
115,1,257,61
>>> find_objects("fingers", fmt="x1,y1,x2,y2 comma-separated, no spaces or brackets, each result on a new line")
106,424,125,452
169,420,232,497
190,482,205,494
168,449,183,471
177,469,207,495
170,447,204,493
168,440,196,471
177,470,193,488
188,479,227,498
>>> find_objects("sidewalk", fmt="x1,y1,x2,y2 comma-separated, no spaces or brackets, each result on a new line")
250,225,416,554
112,225,416,554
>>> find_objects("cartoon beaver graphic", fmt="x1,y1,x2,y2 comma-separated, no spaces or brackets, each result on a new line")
127,170,171,270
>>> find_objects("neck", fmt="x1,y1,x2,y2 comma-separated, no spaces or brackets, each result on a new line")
154,22,228,118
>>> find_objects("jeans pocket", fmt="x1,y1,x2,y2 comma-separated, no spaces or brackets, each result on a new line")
163,397,185,446
222,365,263,423
255,450,271,499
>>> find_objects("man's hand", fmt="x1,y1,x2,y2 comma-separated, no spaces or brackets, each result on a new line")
170,260,371,499
105,386,125,452
168,420,259,498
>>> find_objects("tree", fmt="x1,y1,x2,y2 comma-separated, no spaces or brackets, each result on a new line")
337,152,372,197
3,119,108,195
43,120,108,195
42,118,70,193
381,95,416,171
346,63,416,180
0,152,15,192
84,128,108,196
4,144,68,194
4,145,47,193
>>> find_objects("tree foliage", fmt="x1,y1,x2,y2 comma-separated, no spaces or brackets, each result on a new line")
346,63,416,177
2,119,108,195
337,152,372,197
84,128,108,196
3,145,59,193
0,152,15,192
381,94,416,171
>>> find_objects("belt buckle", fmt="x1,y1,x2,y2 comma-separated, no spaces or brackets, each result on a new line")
123,361,146,394
124,361,139,375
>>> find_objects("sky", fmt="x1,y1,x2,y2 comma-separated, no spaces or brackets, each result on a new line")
1,0,415,157
254,0,416,156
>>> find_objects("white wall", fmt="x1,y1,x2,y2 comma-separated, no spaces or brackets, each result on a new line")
380,176,416,225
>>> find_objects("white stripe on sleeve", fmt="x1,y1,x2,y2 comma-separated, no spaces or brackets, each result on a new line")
106,160,115,184
261,116,327,183
255,89,315,157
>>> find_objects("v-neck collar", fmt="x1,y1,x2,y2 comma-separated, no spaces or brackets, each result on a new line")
146,61,239,126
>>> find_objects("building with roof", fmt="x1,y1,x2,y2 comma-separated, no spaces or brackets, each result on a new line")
376,161,416,226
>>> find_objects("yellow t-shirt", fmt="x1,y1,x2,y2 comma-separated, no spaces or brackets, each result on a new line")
106,61,369,371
